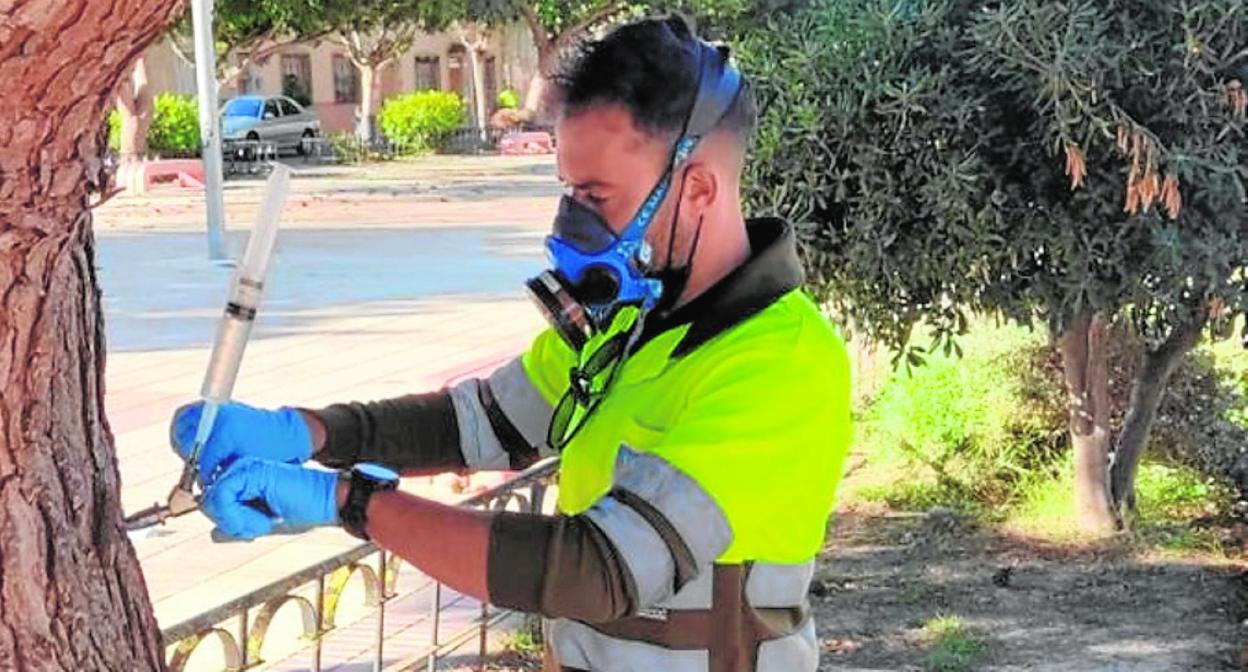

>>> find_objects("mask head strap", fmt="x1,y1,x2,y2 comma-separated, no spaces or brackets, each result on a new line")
618,41,744,247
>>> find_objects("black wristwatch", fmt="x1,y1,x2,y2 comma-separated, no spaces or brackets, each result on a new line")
339,463,400,541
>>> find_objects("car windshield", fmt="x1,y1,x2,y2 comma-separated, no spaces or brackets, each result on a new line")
224,99,262,117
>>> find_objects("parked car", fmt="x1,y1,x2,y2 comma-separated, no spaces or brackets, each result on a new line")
221,95,321,154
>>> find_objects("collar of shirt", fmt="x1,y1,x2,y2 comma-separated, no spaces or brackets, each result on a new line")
639,217,805,358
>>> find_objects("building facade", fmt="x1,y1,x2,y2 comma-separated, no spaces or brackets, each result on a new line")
142,23,539,135
222,25,539,133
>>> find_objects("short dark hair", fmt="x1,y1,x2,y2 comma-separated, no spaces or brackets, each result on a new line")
554,14,757,144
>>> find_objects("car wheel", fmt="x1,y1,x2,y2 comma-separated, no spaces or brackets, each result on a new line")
245,132,260,161
298,129,315,156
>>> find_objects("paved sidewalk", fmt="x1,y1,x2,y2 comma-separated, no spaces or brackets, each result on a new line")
98,156,560,670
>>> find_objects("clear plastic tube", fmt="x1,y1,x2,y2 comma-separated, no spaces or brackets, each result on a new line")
183,165,290,481
199,164,289,404
127,166,293,533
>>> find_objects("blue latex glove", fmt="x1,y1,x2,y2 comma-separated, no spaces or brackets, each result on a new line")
170,401,313,485
202,457,339,540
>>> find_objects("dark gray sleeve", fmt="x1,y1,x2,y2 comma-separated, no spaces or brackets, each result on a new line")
308,356,556,473
487,511,637,623
308,391,466,472
307,354,556,469
485,447,733,622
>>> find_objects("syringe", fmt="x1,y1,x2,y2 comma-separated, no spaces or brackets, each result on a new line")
125,164,290,533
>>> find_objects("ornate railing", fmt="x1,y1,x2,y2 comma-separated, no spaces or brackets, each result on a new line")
162,457,558,672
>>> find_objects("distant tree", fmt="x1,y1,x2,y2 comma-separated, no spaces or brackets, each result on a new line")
115,56,156,158
462,0,793,120
168,0,333,92
740,0,1247,531
112,1,326,158
322,0,461,142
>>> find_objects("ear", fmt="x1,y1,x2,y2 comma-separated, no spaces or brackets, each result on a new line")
681,161,718,219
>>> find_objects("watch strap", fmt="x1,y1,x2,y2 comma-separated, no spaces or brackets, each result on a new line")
340,468,398,541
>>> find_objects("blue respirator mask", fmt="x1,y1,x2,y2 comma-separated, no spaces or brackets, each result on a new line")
524,41,744,351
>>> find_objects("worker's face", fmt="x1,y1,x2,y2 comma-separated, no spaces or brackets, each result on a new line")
555,104,702,268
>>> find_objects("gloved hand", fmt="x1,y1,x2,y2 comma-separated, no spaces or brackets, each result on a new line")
202,457,339,540
170,401,313,484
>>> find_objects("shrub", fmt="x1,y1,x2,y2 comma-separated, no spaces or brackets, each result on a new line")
325,132,392,164
107,108,121,151
863,322,1066,507
148,93,200,156
858,319,1248,515
282,74,312,107
1019,325,1248,487
105,94,201,157
497,88,520,110
378,91,465,154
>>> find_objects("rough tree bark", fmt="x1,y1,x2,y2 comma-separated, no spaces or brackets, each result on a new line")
0,0,180,669
115,56,154,159
1057,312,1118,533
1109,318,1206,518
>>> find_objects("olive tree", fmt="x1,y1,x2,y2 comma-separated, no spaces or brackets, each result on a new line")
739,0,1247,531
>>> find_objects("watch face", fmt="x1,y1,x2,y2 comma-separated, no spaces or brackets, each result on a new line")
355,463,399,482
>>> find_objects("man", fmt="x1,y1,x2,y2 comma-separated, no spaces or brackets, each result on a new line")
171,15,852,671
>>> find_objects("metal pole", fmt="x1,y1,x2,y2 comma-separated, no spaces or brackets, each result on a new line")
427,582,441,672
478,600,488,667
375,550,387,672
190,0,228,262
314,574,325,672
238,608,250,667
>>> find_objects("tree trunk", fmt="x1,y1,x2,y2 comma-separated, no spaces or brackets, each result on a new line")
518,0,626,124
1057,313,1118,533
524,41,559,124
467,45,488,140
357,61,381,143
1110,319,1206,518
115,56,154,159
0,0,177,669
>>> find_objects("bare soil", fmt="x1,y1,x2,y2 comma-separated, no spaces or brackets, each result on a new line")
813,502,1246,671
453,501,1246,671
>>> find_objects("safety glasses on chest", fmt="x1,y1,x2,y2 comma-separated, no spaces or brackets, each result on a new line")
547,328,632,450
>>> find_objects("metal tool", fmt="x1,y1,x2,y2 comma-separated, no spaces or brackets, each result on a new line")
125,164,291,535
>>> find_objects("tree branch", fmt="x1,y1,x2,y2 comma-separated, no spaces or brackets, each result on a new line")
554,2,629,50
222,28,278,85
168,35,193,67
1109,315,1208,515
512,0,552,49
248,29,335,63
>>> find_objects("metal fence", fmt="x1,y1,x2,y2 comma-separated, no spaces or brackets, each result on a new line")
161,457,558,672
436,126,555,155
223,140,280,177
436,128,508,155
